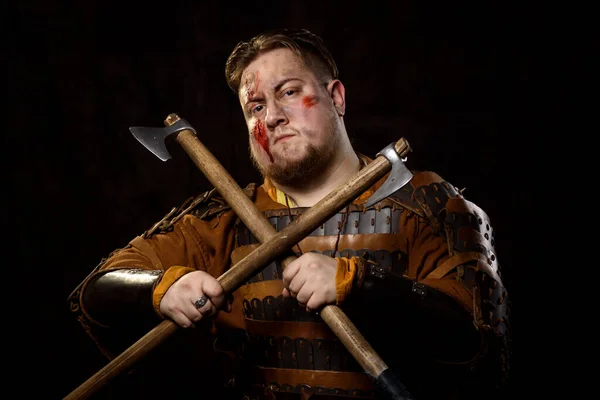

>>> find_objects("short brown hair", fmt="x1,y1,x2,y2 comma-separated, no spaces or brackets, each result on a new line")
225,28,339,93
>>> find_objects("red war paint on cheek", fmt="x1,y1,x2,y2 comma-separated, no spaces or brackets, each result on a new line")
302,95,319,108
253,119,273,163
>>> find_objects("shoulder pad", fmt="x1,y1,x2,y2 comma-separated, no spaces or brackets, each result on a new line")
141,191,221,236
142,184,256,237
189,182,258,220
188,189,230,220
388,171,461,231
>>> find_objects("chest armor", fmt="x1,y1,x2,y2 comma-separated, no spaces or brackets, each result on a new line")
228,199,410,399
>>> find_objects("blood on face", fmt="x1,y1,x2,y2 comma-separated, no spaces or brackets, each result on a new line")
253,119,273,163
302,95,318,108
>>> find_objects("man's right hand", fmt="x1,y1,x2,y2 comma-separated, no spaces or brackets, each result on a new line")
159,270,232,328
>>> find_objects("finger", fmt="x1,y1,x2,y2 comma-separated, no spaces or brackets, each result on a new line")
289,264,313,296
305,295,323,312
193,295,209,309
171,309,196,329
188,308,204,324
197,297,218,317
202,279,226,307
208,304,219,316
282,288,292,298
192,295,215,316
202,276,224,297
296,285,315,307
287,263,309,293
225,294,234,313
282,258,301,288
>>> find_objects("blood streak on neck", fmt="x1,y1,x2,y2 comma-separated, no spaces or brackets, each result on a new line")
253,119,273,163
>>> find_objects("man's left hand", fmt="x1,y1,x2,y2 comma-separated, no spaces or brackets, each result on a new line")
281,252,337,311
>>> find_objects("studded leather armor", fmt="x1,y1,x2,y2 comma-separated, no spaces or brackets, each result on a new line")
214,172,511,399
69,171,511,400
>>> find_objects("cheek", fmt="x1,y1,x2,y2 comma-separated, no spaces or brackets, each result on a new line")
286,104,312,123
302,95,318,109
251,119,273,162
294,95,326,121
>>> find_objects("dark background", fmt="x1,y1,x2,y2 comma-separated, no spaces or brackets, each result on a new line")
7,1,543,398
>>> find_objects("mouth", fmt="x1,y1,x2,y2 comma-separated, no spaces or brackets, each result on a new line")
273,134,295,145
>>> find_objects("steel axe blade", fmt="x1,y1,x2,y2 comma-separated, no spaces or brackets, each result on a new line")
129,118,197,161
364,142,414,207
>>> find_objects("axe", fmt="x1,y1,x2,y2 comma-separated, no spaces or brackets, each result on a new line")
65,113,415,400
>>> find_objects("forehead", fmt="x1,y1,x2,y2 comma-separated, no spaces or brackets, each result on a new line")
240,48,311,90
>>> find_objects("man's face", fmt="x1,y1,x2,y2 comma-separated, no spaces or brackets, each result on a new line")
238,48,343,185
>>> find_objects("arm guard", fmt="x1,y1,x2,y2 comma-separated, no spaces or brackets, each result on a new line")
80,268,163,328
67,188,230,358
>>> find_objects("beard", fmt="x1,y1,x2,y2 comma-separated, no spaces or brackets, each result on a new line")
251,130,338,187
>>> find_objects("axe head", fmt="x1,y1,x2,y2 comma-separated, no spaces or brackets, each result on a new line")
129,126,173,161
364,143,414,207
129,118,197,162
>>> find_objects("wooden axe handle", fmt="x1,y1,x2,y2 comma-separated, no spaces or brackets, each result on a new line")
64,113,410,400
168,114,410,375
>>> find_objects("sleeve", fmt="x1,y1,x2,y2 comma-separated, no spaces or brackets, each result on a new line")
80,210,238,327
401,209,474,312
349,171,511,396
69,205,238,359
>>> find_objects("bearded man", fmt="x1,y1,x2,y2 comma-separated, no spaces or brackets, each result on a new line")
69,28,511,400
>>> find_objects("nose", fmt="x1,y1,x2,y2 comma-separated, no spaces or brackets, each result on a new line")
264,101,288,130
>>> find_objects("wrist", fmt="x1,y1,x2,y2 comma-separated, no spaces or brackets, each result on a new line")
334,257,358,305
152,266,196,317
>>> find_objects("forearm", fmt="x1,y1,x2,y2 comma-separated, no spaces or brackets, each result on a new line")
78,221,201,328
78,210,236,328
78,232,179,328
348,263,481,363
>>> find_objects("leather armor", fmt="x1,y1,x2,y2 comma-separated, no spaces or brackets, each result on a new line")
68,172,511,399
217,172,511,399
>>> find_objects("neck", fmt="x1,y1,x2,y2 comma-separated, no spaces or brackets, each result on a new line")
273,147,361,207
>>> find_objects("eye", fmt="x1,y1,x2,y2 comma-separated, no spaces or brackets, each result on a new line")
251,105,264,114
283,89,296,96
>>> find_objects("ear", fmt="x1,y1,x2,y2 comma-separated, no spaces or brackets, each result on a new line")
327,79,346,116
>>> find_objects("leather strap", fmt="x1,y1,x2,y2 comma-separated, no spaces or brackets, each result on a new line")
244,319,337,341
251,366,374,392
425,251,500,282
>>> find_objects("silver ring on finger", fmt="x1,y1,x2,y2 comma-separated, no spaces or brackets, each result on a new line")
194,296,208,309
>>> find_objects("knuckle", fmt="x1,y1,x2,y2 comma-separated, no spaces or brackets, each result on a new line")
308,261,320,269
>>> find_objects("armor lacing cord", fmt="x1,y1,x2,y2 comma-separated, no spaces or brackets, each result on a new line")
282,193,350,257
332,205,350,257
332,205,357,305
284,195,356,305
284,194,303,255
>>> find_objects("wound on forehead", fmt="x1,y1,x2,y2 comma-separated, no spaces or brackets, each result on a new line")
243,71,260,103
